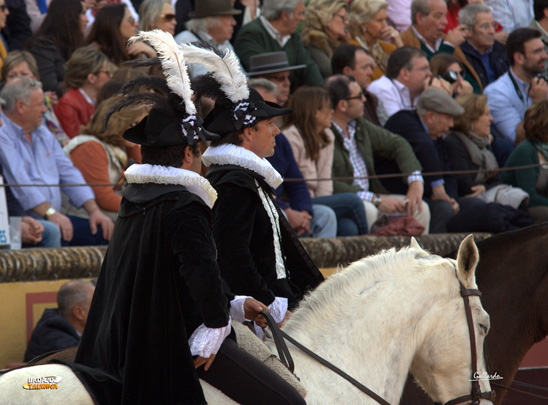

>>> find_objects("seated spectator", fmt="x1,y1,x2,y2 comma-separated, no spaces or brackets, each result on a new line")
26,0,86,97
429,52,474,97
349,0,403,81
138,0,177,35
4,0,32,52
246,51,305,106
54,47,112,139
446,93,529,207
387,0,412,33
331,44,387,126
301,0,349,79
402,0,482,87
326,74,431,232
0,78,114,246
280,85,369,235
484,28,547,163
530,0,548,77
0,0,9,76
502,100,548,223
2,50,68,145
63,95,145,221
233,0,323,89
249,78,337,237
24,280,95,361
368,46,449,118
86,4,155,67
385,87,532,232
85,0,139,34
459,3,509,93
174,0,243,78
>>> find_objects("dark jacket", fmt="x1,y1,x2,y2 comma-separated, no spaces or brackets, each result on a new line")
3,0,32,50
384,110,458,198
331,117,422,195
266,133,313,213
207,165,323,309
460,40,509,93
69,184,230,405
24,308,80,362
27,37,65,97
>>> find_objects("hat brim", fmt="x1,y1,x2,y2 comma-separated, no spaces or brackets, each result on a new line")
188,9,242,18
124,115,220,146
205,100,293,136
246,64,307,77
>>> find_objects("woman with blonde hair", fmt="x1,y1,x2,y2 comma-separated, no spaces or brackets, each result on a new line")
282,86,369,235
138,0,176,35
301,0,349,79
63,95,145,221
349,0,403,81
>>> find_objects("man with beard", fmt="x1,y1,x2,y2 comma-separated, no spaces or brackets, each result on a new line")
485,28,548,147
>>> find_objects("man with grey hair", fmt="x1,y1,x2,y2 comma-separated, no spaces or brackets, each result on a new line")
24,280,95,361
174,0,244,78
459,3,509,93
234,0,323,88
401,0,482,88
0,77,113,246
384,88,489,233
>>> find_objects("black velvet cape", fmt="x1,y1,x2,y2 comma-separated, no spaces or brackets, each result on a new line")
206,165,324,309
67,183,230,405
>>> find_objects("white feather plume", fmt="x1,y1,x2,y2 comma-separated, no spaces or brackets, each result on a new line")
179,42,249,103
128,30,196,115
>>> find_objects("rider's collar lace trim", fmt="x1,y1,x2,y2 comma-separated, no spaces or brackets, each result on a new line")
124,164,217,208
201,143,283,189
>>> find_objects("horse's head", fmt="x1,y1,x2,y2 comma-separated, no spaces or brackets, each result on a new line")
410,235,493,405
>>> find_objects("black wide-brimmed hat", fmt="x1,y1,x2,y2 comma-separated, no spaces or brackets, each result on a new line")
203,88,293,136
247,52,306,77
188,0,241,18
124,108,220,146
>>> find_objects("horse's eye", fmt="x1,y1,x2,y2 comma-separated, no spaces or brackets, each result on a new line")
479,324,488,335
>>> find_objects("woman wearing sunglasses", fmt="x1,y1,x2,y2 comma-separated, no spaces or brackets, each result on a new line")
139,0,177,36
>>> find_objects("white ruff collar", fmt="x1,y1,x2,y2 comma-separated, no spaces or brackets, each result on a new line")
202,144,283,189
124,164,217,208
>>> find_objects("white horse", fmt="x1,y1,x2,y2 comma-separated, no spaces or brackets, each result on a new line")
0,236,491,404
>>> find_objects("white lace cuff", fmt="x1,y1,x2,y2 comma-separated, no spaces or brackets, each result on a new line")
188,319,231,358
268,297,288,324
229,295,251,323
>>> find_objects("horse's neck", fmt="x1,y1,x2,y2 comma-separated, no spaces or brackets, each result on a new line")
284,277,437,404
477,230,548,385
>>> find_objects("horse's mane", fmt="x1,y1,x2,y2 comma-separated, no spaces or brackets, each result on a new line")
284,245,452,335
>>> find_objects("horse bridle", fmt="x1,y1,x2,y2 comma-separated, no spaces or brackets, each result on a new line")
442,281,495,405
263,274,496,405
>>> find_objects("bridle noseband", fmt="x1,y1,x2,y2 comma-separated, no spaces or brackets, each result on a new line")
442,281,495,405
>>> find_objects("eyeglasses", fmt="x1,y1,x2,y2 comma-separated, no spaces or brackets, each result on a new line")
95,69,112,77
333,13,348,23
344,93,365,101
161,13,176,22
0,4,7,12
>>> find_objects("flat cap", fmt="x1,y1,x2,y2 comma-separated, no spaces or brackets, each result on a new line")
416,88,464,116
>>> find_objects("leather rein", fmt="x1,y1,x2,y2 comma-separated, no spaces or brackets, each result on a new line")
262,276,495,405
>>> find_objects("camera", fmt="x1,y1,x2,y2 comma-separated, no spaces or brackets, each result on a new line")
439,70,458,85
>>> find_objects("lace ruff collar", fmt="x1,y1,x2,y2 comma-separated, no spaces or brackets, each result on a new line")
202,143,283,189
124,164,217,208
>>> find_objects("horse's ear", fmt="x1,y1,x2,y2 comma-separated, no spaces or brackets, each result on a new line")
409,237,422,250
456,234,479,286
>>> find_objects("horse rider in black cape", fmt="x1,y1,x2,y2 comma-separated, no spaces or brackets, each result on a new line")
54,30,306,405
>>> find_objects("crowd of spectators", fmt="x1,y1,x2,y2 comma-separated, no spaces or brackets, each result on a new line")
2,0,548,248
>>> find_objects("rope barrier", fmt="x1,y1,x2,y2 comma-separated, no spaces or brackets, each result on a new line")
0,163,544,188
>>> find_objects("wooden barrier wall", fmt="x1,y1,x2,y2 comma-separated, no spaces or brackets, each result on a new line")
0,234,490,368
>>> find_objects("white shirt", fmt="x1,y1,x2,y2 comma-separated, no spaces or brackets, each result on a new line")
367,76,417,119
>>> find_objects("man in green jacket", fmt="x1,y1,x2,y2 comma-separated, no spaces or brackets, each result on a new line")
325,74,431,233
233,0,323,89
